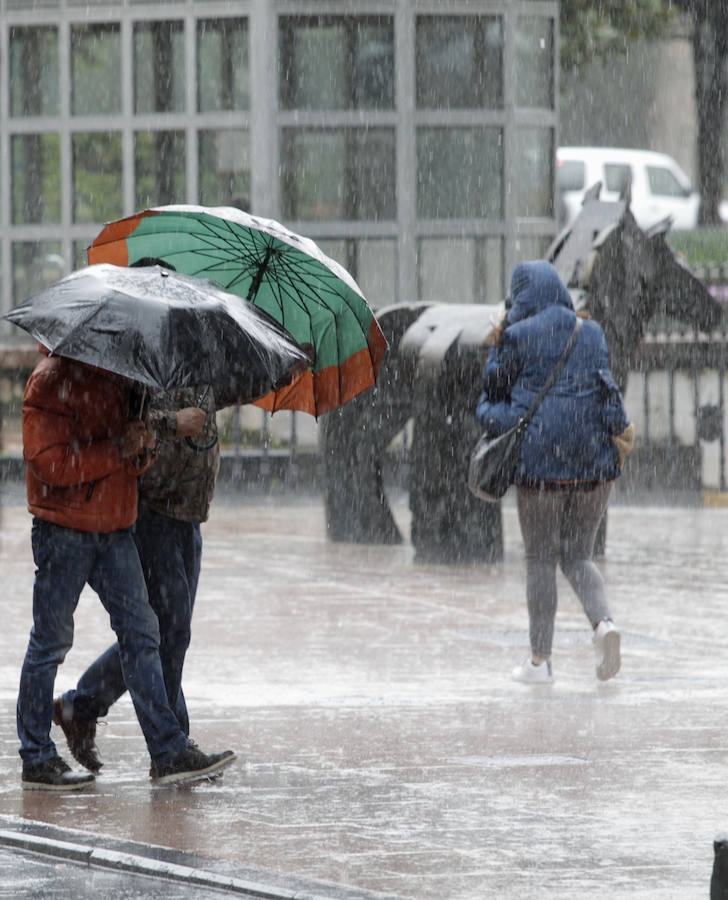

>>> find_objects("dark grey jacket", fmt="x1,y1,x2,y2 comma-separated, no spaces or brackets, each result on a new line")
141,386,220,523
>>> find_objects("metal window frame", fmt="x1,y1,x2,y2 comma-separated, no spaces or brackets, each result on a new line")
0,0,558,327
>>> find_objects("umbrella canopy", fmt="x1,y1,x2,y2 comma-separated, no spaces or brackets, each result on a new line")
88,205,388,416
3,263,309,396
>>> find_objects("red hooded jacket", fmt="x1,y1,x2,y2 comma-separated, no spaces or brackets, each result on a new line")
23,354,150,533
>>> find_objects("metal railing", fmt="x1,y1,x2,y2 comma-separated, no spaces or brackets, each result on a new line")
5,262,728,495
635,263,728,493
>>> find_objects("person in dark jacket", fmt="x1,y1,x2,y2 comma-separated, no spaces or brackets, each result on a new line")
476,260,633,684
17,352,236,789
52,383,238,770
53,360,314,773
51,386,216,771
51,256,314,773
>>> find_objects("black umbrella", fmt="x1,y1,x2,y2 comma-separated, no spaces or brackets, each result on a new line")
3,263,309,395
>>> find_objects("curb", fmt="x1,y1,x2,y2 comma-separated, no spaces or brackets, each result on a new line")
0,817,405,900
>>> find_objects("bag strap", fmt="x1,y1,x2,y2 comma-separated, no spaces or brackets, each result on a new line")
519,316,583,429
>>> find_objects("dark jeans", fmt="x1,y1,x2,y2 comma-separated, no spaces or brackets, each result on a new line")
516,482,613,658
61,505,201,735
17,519,188,766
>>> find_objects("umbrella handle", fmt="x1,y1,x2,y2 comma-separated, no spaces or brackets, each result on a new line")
185,384,217,449
185,434,218,452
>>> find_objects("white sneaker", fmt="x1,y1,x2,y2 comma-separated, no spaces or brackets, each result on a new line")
512,657,553,684
593,619,621,681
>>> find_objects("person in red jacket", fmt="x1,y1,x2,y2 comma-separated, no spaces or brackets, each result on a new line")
17,351,236,790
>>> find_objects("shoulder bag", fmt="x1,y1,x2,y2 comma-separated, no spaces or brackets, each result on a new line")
468,317,583,502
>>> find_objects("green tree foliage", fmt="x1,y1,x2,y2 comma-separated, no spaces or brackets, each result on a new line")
562,0,728,224
560,0,674,72
670,1,728,223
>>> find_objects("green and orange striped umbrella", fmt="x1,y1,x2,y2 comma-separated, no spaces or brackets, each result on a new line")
88,205,387,416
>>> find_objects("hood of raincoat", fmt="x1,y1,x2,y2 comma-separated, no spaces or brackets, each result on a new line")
507,260,574,325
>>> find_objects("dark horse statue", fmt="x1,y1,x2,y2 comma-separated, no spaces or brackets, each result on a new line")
546,181,721,392
321,184,722,562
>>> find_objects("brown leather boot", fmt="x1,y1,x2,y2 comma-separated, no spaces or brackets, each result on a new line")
52,698,103,772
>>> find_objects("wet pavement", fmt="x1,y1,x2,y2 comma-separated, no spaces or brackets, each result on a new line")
1,482,727,898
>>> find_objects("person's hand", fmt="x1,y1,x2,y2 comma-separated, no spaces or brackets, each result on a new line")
175,407,206,438
612,422,635,468
118,421,155,459
485,311,508,348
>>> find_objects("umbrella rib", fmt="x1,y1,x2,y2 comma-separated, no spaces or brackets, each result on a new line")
165,218,274,297
155,218,244,258
263,269,348,411
270,260,369,342
114,211,380,413
150,218,364,335
49,301,117,359
260,266,311,334
132,214,244,266
261,260,375,411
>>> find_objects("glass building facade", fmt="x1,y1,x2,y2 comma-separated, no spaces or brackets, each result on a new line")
0,0,559,334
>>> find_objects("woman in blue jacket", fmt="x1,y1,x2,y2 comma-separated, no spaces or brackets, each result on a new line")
476,261,633,684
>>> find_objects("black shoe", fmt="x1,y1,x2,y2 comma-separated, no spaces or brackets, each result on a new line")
22,756,95,792
52,697,103,772
150,746,236,785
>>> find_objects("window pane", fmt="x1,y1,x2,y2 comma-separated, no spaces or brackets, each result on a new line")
482,237,504,302
417,127,503,219
513,126,554,217
198,18,249,111
11,134,61,224
282,130,344,219
134,21,185,114
12,241,65,306
416,16,503,109
316,240,348,273
356,239,397,305
557,159,585,192
281,128,396,221
72,132,123,223
514,235,552,264
647,166,686,197
604,163,632,193
71,24,121,116
355,21,395,109
419,238,475,302
198,129,250,207
74,240,93,270
135,131,186,208
9,26,59,116
418,237,502,303
317,238,397,306
515,16,554,109
280,16,394,110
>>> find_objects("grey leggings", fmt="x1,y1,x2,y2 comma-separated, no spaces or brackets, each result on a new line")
516,482,613,658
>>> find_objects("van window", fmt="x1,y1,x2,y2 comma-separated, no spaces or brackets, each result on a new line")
647,165,689,198
556,159,584,192
604,163,632,194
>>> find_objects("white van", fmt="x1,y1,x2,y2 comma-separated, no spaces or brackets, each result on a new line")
557,147,701,231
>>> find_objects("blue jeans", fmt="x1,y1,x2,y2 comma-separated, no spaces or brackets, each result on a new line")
17,519,188,767
61,505,201,735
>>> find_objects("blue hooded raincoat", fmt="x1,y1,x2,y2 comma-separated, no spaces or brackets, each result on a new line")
475,261,630,486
